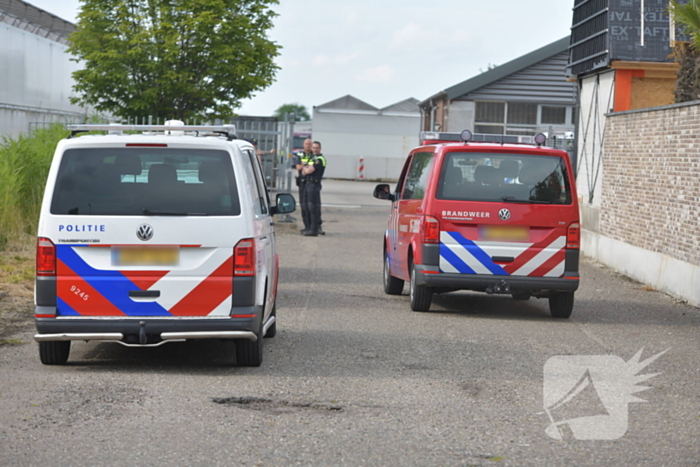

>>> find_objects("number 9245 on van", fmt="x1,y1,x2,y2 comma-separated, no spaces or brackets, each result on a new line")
34,122,296,366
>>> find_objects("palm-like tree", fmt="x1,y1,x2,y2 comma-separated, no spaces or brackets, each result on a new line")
670,0,700,49
669,1,700,102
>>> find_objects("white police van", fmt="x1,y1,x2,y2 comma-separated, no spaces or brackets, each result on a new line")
34,122,295,366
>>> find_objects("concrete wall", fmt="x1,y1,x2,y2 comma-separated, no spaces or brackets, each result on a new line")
312,109,420,181
446,100,475,133
0,22,85,137
584,101,700,307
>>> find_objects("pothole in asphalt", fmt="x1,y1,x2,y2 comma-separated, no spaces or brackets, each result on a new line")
212,396,343,413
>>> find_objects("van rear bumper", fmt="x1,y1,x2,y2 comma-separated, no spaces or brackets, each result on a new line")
415,267,579,293
34,305,263,344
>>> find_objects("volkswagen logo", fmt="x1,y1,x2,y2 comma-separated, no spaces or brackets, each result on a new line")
136,224,154,241
498,208,511,221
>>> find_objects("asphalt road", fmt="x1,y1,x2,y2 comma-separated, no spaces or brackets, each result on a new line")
0,180,698,466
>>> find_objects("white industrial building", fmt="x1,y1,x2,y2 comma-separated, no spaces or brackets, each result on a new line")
0,0,86,138
312,95,420,181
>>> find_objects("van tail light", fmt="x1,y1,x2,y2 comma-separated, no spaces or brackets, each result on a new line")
233,239,256,276
567,222,580,249
36,237,56,276
423,216,440,244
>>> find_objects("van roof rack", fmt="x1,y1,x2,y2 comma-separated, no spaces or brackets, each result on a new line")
65,124,238,141
419,131,540,146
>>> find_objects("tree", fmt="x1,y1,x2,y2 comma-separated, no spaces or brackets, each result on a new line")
68,0,280,121
274,103,310,121
669,1,700,103
671,0,700,49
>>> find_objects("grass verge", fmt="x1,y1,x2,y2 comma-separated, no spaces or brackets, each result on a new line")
0,124,69,250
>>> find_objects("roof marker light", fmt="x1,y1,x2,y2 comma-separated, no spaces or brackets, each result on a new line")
165,120,185,136
534,133,547,146
461,129,473,143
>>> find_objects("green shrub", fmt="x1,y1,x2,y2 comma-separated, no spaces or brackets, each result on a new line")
0,125,69,250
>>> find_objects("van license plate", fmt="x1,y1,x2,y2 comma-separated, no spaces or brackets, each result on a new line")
112,246,180,266
480,226,529,242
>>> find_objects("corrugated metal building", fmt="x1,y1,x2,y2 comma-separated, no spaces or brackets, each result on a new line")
419,37,577,139
0,0,86,137
312,95,420,181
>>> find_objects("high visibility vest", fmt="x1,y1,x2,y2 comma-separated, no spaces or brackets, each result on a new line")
295,151,313,166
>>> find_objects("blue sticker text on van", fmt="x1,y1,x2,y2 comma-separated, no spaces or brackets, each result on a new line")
59,224,106,232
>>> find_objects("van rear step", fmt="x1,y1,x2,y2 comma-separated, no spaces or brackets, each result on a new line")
34,330,257,347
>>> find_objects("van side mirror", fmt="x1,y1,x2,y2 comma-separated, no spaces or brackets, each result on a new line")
271,193,296,215
373,184,394,201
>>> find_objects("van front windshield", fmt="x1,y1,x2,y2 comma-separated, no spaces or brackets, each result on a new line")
50,148,241,216
437,152,572,205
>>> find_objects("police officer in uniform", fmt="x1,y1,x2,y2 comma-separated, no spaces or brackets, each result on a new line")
301,141,326,236
293,138,313,233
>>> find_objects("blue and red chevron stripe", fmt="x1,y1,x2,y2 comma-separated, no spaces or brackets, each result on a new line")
439,231,566,277
56,245,233,317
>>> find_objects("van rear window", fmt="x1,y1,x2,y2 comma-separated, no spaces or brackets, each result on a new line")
437,152,572,205
50,148,241,216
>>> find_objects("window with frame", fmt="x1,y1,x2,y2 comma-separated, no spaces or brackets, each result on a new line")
243,150,269,215
436,152,572,205
475,102,505,123
402,152,435,201
475,102,506,135
541,106,567,125
394,157,412,199
507,103,537,125
50,148,240,216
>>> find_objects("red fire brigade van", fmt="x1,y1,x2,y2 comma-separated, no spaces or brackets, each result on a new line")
373,130,580,318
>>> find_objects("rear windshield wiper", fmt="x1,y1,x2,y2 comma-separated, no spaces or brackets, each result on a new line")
499,196,552,204
142,208,208,216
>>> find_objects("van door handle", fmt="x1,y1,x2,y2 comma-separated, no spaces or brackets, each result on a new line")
129,290,160,298
492,256,514,263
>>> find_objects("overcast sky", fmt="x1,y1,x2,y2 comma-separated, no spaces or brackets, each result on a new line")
28,0,573,117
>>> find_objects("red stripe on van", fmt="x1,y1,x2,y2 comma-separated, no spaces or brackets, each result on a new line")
502,230,561,275
120,270,170,290
528,249,566,278
57,259,126,316
168,256,234,316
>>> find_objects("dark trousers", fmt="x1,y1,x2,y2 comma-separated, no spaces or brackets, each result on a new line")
303,181,322,232
298,181,308,228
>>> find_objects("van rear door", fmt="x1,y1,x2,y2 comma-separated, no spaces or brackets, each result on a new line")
49,146,243,318
433,150,576,279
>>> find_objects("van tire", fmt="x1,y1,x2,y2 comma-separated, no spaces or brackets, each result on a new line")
383,250,404,295
39,341,70,365
549,292,574,318
236,320,263,367
264,302,277,338
409,261,432,312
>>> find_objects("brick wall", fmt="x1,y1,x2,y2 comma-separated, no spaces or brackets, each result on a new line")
601,102,700,266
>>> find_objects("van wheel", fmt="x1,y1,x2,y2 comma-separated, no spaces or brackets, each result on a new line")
549,292,574,319
383,250,404,295
264,302,277,338
409,261,432,312
236,320,263,367
39,341,70,365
